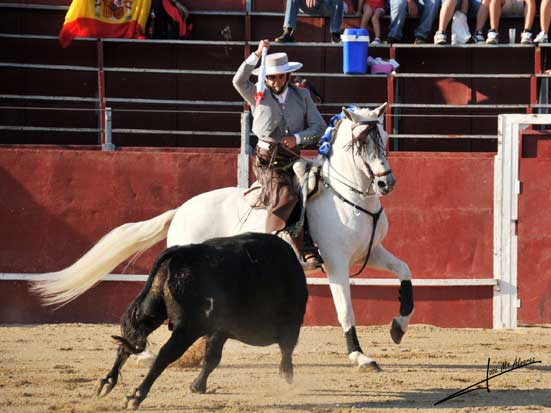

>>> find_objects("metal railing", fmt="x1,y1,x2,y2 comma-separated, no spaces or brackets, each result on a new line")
2,32,549,149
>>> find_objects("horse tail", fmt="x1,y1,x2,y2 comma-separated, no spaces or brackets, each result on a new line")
29,208,178,307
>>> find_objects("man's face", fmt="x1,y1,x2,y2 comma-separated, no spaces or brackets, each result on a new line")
266,73,289,94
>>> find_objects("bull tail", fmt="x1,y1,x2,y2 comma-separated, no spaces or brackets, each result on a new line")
29,208,178,307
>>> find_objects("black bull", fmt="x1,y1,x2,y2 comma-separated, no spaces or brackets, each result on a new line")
94,232,308,409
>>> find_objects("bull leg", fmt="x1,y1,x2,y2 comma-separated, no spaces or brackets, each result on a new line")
94,347,130,398
124,329,199,410
190,332,227,394
324,257,380,371
278,326,300,384
367,244,414,344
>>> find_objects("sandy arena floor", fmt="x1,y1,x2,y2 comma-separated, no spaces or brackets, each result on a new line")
0,323,550,412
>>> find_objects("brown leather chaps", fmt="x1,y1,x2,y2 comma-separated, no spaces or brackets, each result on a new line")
254,143,299,233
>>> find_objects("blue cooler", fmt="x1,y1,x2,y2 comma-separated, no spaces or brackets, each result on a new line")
341,28,370,74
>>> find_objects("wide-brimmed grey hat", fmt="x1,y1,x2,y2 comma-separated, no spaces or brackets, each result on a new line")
251,52,303,76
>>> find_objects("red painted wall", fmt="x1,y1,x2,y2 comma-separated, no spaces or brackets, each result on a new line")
0,148,494,327
518,133,551,324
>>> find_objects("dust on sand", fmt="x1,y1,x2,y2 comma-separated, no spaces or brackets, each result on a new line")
1,323,550,412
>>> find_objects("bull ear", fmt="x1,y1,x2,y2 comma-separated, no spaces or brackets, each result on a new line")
374,102,388,118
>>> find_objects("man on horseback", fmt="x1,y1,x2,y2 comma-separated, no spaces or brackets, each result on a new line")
232,40,326,267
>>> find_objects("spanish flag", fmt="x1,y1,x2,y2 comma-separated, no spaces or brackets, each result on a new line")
59,0,151,48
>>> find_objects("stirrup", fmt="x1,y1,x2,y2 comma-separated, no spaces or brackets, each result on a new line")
301,249,323,270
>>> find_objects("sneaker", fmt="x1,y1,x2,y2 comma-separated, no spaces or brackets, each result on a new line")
331,32,341,43
534,31,548,43
473,30,485,43
371,37,382,45
521,30,533,44
486,30,499,44
414,37,427,44
275,27,294,43
387,36,400,44
434,31,447,45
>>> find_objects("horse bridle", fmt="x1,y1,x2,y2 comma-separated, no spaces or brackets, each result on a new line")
325,120,392,197
321,119,391,277
350,120,393,182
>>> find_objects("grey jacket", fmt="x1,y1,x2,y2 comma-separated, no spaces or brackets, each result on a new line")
232,58,326,146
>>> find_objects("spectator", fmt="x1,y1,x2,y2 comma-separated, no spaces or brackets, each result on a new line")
472,0,491,42
534,0,551,43
387,0,440,43
433,0,490,44
275,0,345,43
358,0,386,44
434,0,469,44
485,0,536,44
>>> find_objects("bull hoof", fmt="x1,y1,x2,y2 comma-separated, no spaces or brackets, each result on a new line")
124,397,140,410
358,361,382,372
279,370,293,384
94,377,115,398
390,318,405,344
190,379,206,394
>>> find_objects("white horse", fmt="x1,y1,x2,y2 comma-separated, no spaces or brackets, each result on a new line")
32,103,413,370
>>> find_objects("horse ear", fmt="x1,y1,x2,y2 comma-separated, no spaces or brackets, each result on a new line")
342,107,354,121
375,102,388,117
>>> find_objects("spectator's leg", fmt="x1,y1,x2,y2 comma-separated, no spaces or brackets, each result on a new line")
437,0,460,33
328,0,344,35
488,0,505,32
536,0,551,42
276,0,304,41
415,0,441,41
486,0,504,43
520,0,536,43
361,5,375,29
283,0,303,30
474,0,490,32
371,9,385,39
523,0,536,31
388,0,408,41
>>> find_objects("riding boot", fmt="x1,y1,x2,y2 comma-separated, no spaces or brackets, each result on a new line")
293,228,322,269
302,226,323,267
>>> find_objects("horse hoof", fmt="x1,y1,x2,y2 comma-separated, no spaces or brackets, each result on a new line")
390,318,405,344
359,361,382,372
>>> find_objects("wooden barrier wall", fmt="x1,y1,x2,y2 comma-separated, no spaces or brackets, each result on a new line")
0,148,495,327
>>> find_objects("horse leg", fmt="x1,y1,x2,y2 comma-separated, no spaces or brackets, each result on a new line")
190,332,228,394
324,258,381,371
367,244,414,344
94,346,130,398
124,328,199,410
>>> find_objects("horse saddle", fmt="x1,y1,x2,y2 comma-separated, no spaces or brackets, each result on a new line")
243,158,323,209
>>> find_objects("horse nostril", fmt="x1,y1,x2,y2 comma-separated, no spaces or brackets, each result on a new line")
377,181,387,189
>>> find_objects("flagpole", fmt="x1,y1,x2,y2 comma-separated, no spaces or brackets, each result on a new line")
255,47,267,105
97,38,107,148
